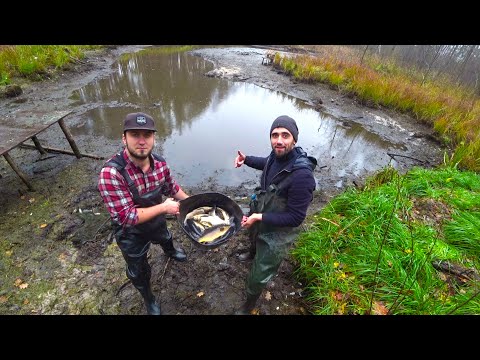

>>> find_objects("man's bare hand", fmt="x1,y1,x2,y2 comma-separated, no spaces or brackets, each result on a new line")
234,150,246,168
163,197,180,215
241,213,262,228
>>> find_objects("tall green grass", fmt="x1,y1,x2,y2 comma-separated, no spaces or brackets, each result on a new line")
0,45,101,85
292,165,480,314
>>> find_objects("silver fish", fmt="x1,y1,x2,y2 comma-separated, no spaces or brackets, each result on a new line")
193,214,229,227
217,207,230,221
184,206,213,226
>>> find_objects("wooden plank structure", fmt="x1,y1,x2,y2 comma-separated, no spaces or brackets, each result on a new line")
0,110,103,191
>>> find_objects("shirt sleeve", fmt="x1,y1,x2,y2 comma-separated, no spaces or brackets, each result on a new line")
98,166,139,227
158,162,180,197
244,155,268,170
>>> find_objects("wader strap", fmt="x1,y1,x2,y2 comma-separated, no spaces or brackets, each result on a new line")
105,151,167,200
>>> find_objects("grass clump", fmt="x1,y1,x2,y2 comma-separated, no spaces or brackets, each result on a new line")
293,165,480,314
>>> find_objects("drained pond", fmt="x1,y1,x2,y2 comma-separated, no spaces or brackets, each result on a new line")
69,48,405,192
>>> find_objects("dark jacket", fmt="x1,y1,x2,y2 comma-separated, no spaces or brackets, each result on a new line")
245,146,317,228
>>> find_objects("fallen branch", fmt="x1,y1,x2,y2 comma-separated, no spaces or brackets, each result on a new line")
387,152,426,164
115,280,132,297
158,258,171,285
82,217,111,244
432,260,480,282
19,143,104,160
35,155,57,162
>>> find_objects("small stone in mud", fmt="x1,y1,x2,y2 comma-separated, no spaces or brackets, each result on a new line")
4,84,23,98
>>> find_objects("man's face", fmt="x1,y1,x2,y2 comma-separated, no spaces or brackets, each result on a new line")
122,130,155,160
270,127,295,159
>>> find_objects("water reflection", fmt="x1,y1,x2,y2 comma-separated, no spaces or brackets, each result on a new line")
70,48,404,189
70,50,225,139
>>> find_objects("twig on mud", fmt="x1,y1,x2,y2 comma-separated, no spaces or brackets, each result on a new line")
387,152,427,164
83,217,111,244
172,266,190,279
227,283,244,294
115,280,132,297
107,230,115,244
178,293,195,305
158,258,171,285
35,155,57,162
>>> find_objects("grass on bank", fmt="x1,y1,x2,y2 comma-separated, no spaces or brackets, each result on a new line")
292,165,480,315
0,45,102,85
272,46,480,172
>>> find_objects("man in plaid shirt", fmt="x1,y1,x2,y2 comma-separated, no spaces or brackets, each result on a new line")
98,112,189,315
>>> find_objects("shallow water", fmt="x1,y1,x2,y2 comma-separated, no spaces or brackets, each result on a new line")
70,48,403,189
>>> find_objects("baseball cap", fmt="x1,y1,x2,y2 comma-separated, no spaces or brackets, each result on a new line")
123,112,157,132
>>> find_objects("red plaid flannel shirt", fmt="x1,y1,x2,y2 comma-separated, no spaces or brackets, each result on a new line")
98,149,180,227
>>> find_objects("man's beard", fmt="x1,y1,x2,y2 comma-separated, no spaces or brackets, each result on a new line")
273,145,293,159
274,149,287,159
126,143,152,160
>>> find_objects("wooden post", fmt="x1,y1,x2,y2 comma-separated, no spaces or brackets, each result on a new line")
57,118,82,158
31,135,47,155
3,153,34,191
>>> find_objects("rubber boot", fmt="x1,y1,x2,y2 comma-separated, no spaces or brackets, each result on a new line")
136,283,162,315
126,264,161,315
160,232,187,262
234,293,261,315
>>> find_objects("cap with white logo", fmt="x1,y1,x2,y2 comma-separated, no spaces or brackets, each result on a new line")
123,112,157,132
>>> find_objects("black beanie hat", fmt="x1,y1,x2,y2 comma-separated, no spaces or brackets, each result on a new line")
270,115,298,142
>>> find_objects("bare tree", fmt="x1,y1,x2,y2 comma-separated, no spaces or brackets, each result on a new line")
421,45,445,85
345,45,480,92
389,45,397,57
432,45,459,81
360,45,369,64
455,45,476,84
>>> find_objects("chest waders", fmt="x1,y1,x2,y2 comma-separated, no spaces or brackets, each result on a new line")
106,153,185,314
246,182,299,297
240,149,316,314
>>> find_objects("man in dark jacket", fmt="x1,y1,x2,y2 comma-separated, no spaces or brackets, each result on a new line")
98,112,188,315
233,115,317,315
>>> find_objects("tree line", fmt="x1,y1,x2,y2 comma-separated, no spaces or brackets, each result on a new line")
351,45,480,94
